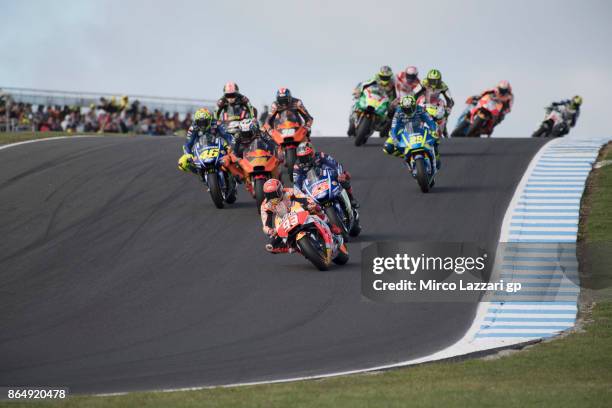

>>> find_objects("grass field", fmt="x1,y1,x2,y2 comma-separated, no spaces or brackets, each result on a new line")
2,143,611,408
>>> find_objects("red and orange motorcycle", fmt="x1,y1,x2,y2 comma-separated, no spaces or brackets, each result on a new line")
268,110,309,181
452,94,504,138
274,201,349,271
238,138,282,212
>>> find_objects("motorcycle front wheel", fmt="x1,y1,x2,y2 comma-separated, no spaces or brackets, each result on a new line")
466,116,485,138
297,234,330,271
414,157,431,193
254,177,266,213
354,116,373,146
207,172,225,209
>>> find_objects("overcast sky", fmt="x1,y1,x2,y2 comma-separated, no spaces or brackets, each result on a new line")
1,0,611,137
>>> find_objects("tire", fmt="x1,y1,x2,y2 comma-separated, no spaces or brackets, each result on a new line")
297,235,329,271
333,247,349,265
225,177,237,204
254,177,266,213
466,116,485,138
415,157,430,193
532,122,550,138
285,148,297,183
451,120,469,138
207,172,224,208
349,215,361,237
354,116,372,146
325,206,348,239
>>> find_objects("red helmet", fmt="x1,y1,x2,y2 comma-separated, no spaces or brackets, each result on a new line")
405,66,418,81
263,178,284,201
223,82,239,100
496,80,511,96
276,87,292,106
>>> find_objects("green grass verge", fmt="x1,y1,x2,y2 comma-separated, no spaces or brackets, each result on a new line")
2,144,612,408
0,131,156,146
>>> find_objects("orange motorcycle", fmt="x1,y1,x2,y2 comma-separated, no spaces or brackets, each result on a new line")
238,138,282,212
268,110,309,182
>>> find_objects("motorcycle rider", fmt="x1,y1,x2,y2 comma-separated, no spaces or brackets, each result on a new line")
263,88,314,135
383,95,440,168
260,178,342,253
231,118,276,159
215,81,257,122
292,142,360,208
395,66,421,98
415,69,454,137
177,108,234,173
475,80,514,128
347,66,397,136
549,95,582,130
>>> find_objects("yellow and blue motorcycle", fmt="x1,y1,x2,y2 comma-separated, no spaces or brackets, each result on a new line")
192,138,238,208
396,123,438,193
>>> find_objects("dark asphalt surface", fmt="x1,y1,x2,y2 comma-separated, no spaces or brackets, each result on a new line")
0,135,547,394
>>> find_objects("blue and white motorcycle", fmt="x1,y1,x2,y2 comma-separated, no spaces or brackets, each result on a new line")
396,122,438,193
192,137,237,208
301,168,361,239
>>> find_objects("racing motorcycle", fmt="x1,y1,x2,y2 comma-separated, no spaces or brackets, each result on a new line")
269,110,309,182
351,85,391,146
238,138,282,212
275,201,349,271
192,137,237,208
451,94,503,138
396,122,438,193
219,105,252,139
417,93,448,138
301,168,361,239
531,107,571,138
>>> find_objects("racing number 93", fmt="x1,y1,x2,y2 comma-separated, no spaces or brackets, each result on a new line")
281,213,299,231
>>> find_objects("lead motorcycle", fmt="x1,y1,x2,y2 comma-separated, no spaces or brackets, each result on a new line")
301,168,361,239
268,110,309,182
192,137,238,208
396,122,438,193
238,138,282,212
350,85,391,146
275,201,349,271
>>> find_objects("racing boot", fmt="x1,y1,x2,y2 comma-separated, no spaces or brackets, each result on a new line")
345,186,360,208
265,236,293,254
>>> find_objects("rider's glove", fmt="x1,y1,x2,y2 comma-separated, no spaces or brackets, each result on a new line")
337,172,348,183
178,153,194,172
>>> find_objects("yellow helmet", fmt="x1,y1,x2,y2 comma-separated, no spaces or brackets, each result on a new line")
571,95,582,107
193,108,213,130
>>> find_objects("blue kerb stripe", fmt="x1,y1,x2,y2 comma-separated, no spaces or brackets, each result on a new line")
487,309,576,314
475,333,555,338
528,179,585,182
517,202,580,206
484,317,576,322
526,185,584,188
508,238,576,244
503,256,576,261
494,291,580,296
508,239,577,243
504,247,576,253
499,274,577,280
514,209,578,213
524,190,583,194
531,173,588,177
512,216,578,220
502,264,577,271
520,196,580,201
519,283,578,288
480,325,571,330
510,223,577,228
509,231,577,236
489,301,577,305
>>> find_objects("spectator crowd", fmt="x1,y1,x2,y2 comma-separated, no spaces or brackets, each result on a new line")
0,92,198,135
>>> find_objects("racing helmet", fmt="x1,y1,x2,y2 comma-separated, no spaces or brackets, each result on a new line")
405,66,419,81
497,80,511,96
296,141,316,167
276,88,292,106
238,118,258,137
571,95,583,109
193,108,213,130
376,65,393,86
223,82,240,103
400,95,417,115
426,69,442,88
263,178,284,201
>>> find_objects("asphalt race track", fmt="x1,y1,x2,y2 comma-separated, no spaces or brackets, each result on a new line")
0,135,547,394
